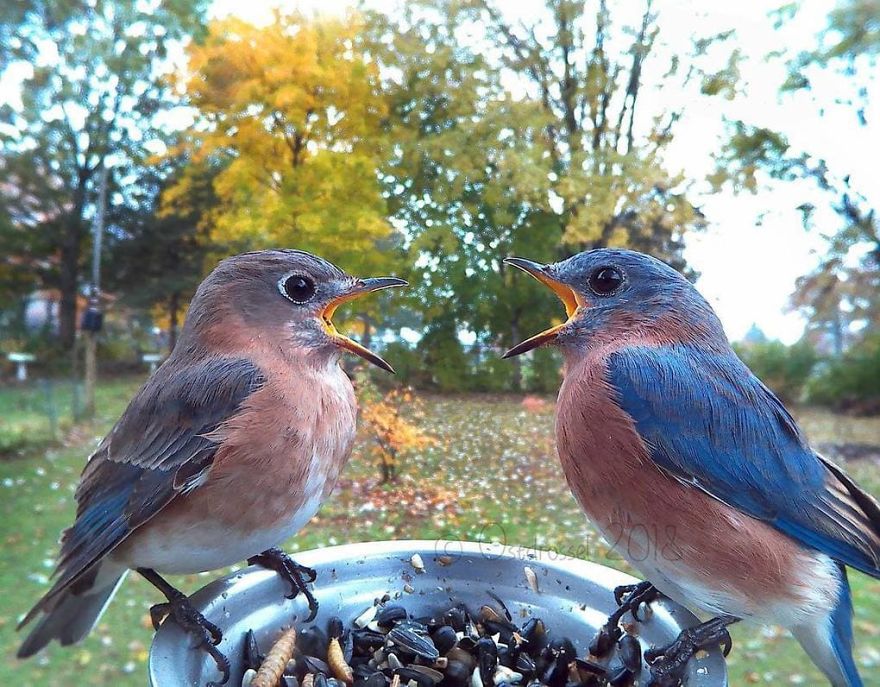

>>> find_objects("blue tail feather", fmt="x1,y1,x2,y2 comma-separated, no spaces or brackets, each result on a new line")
792,563,863,687
828,564,863,687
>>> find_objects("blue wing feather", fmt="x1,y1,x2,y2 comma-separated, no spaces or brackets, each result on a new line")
608,344,880,578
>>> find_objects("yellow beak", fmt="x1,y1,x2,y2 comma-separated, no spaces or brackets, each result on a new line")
321,277,407,373
502,257,586,358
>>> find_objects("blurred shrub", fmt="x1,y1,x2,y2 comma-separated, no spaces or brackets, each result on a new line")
806,334,880,414
389,337,561,394
734,339,819,403
525,349,563,394
355,371,436,483
378,341,431,388
421,324,472,392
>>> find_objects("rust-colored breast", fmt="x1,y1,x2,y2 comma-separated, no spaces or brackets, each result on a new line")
555,353,834,618
135,352,357,542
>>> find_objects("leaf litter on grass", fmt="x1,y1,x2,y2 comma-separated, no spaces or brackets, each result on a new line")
1,387,879,685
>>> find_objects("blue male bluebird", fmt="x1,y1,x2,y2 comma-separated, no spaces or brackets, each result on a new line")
17,249,405,684
504,249,880,686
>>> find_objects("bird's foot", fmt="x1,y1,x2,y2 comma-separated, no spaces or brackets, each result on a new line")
645,615,737,687
147,588,230,686
248,547,319,621
590,580,659,657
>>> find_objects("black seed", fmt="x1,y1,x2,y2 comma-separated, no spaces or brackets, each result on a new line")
353,629,387,655
303,656,332,676
299,627,330,660
244,629,264,671
442,606,467,632
431,625,458,655
387,626,440,661
476,637,498,687
446,647,476,673
343,630,355,663
440,660,470,687
376,604,408,627
485,592,513,622
573,658,606,677
355,673,387,687
353,663,376,680
550,638,576,664
483,620,515,644
520,619,547,657
515,653,536,677
457,636,477,652
608,665,635,687
328,617,345,639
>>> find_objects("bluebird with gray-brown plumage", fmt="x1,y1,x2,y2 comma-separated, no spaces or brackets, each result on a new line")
505,249,880,687
17,249,406,685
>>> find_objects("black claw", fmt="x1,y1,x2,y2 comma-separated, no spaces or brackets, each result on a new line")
646,616,737,685
719,628,733,657
589,623,622,656
613,583,640,606
149,602,170,632
149,591,230,684
591,581,658,658
249,547,320,620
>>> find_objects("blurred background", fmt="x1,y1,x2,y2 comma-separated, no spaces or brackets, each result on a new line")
0,0,878,684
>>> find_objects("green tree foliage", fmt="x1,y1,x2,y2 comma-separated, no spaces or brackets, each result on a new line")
364,0,737,390
733,339,819,404
0,0,208,349
806,333,880,414
104,158,218,352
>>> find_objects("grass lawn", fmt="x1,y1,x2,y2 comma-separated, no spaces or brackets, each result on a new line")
1,377,879,686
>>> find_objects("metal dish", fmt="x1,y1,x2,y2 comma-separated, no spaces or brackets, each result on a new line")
149,540,727,686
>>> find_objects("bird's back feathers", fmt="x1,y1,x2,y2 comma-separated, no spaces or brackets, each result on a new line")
607,343,880,578
19,357,264,629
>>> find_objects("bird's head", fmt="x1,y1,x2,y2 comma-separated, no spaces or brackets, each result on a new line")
503,248,725,359
185,249,407,372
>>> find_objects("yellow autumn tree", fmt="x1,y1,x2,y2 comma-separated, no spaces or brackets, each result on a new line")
360,384,436,484
168,10,395,275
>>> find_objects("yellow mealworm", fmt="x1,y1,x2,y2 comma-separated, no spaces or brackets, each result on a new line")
252,627,297,687
328,636,354,685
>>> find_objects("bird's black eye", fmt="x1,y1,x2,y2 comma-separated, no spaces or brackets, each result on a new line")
588,266,624,296
280,274,316,303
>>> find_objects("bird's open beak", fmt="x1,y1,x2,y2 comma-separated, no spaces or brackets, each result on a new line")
321,277,408,373
502,257,586,358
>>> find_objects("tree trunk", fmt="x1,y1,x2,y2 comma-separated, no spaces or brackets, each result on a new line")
58,171,90,350
359,314,373,350
168,291,180,353
58,218,83,349
510,315,523,392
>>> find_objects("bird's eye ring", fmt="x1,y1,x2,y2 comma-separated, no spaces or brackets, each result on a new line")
279,273,317,303
588,266,625,296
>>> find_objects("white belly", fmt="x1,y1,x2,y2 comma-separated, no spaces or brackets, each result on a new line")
593,519,841,627
115,490,324,574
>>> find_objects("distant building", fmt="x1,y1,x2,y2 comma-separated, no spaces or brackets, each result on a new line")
23,291,60,332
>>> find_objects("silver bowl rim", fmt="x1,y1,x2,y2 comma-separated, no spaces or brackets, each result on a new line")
149,539,729,685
